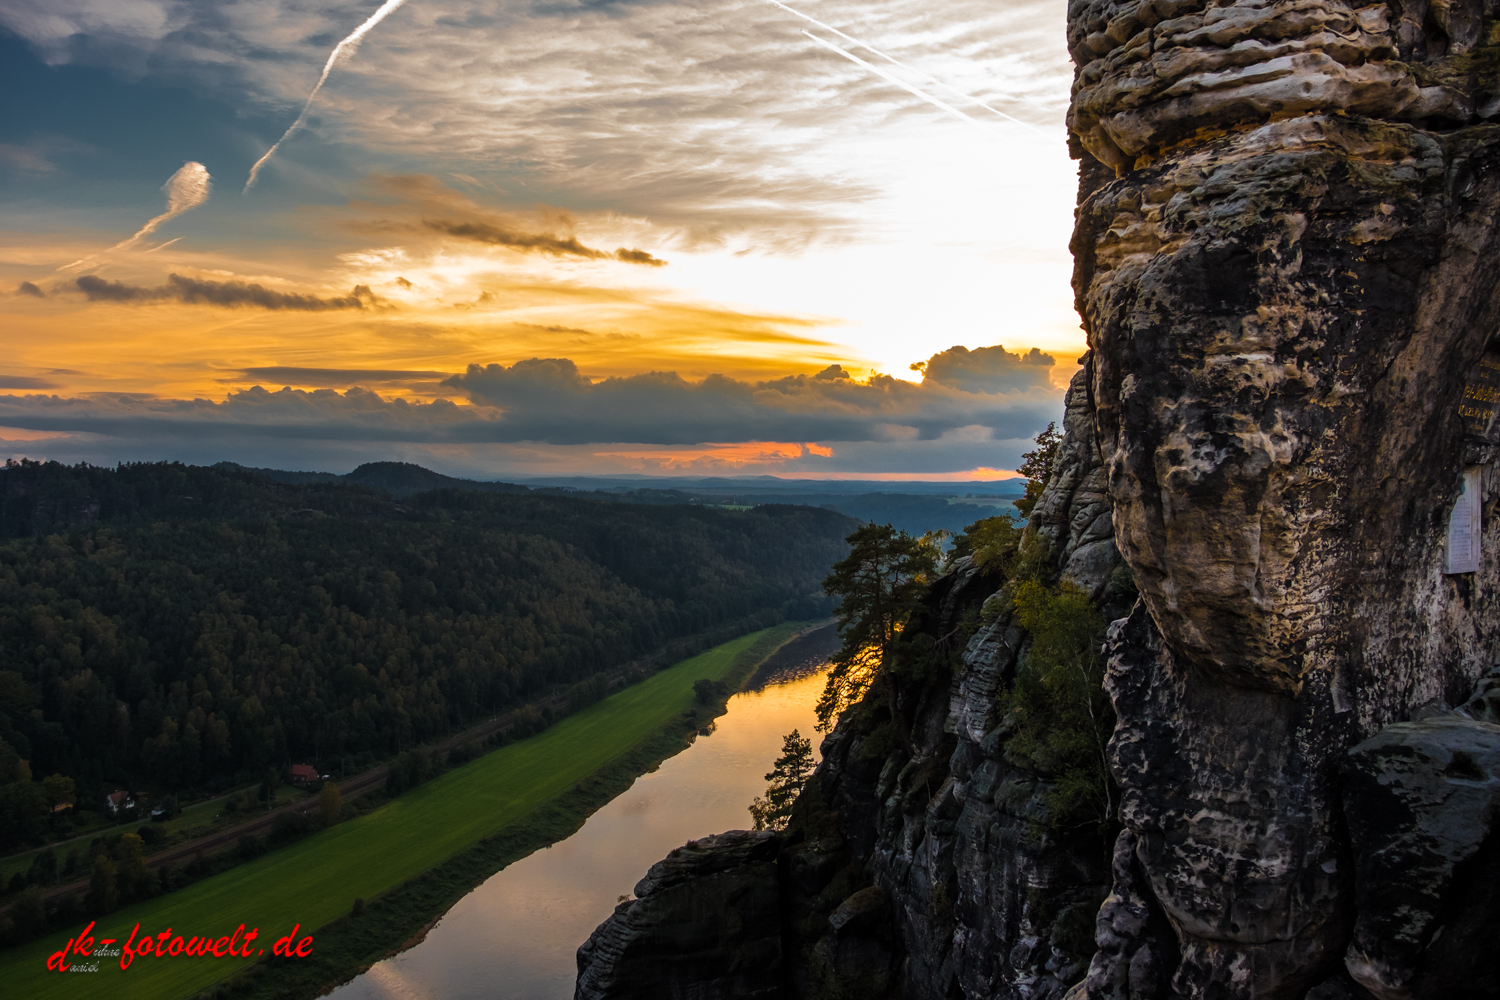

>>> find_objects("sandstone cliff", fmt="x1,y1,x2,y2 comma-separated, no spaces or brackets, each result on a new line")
1069,0,1500,993
576,0,1500,996
577,369,1134,1000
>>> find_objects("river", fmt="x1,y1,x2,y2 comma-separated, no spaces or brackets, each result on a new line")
325,662,829,1000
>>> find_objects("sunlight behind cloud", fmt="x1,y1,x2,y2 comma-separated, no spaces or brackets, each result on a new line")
0,0,1080,477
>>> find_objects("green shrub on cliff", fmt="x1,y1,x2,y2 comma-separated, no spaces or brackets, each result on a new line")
1012,422,1061,519
1000,580,1115,831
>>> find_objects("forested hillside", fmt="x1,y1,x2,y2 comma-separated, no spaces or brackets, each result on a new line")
0,460,851,847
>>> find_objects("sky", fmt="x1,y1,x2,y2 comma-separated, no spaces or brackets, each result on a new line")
0,0,1081,481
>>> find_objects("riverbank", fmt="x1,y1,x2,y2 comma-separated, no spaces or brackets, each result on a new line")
0,622,812,1000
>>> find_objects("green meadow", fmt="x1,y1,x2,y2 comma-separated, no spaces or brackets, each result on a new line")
1,624,801,1000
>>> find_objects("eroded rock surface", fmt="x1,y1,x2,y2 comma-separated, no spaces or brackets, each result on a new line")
575,830,784,1000
574,383,1125,1000
1342,713,1500,1000
1069,0,1500,994
578,3,1500,998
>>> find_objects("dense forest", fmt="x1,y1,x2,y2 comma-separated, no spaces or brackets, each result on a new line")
0,460,851,847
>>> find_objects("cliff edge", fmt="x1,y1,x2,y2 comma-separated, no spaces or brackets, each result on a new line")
575,0,1500,996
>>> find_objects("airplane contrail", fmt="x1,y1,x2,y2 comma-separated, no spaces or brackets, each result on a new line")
245,0,411,192
59,162,210,270
116,162,211,249
765,0,1036,131
800,32,983,129
142,237,184,254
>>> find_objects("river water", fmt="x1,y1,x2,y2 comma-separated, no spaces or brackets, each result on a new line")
326,665,828,1000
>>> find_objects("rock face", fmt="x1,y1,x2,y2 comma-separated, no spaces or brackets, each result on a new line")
1342,713,1500,1000
1067,0,1500,995
575,372,1128,1000
578,4,1500,999
575,830,784,1000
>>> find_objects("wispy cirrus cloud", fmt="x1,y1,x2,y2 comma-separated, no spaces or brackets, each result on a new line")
0,0,1067,249
0,136,92,172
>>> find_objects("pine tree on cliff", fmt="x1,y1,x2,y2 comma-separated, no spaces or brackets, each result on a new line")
749,729,814,831
817,523,938,735
1013,421,1061,519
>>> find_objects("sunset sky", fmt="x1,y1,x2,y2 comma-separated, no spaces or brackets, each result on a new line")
0,0,1080,480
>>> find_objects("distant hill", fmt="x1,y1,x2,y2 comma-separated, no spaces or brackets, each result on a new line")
517,474,1027,497
16,459,1020,538
215,463,1022,537
536,488,1018,538
215,461,530,498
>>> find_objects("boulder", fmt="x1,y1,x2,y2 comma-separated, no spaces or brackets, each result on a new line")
574,830,783,1000
1342,715,1500,1000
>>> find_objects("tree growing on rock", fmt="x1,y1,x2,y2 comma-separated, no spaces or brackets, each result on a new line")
1013,422,1061,518
749,730,814,831
817,523,938,733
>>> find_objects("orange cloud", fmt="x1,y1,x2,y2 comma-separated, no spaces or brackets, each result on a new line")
592,441,834,470
804,467,1024,482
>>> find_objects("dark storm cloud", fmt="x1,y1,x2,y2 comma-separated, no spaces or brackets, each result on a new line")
0,345,1061,449
17,282,44,298
440,349,1059,445
75,274,375,311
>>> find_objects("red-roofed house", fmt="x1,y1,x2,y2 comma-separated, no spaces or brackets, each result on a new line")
103,790,134,815
288,764,318,787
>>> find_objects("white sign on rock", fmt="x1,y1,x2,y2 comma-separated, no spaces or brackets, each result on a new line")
1445,466,1483,575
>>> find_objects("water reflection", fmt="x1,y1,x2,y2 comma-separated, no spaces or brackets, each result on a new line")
327,668,828,1000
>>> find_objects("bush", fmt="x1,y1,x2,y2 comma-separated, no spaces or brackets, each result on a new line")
508,706,545,739
6,886,45,942
319,781,343,826
385,749,432,796
27,846,58,886
567,674,609,714
86,854,118,914
270,810,312,846
1000,581,1115,831
693,678,729,706
237,834,264,860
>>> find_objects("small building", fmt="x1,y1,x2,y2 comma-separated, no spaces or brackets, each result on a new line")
103,790,134,815
288,763,319,787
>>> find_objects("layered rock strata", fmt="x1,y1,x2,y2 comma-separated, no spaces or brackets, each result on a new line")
1068,0,1500,995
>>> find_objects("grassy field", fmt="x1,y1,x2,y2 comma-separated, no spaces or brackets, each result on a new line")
0,623,803,1000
